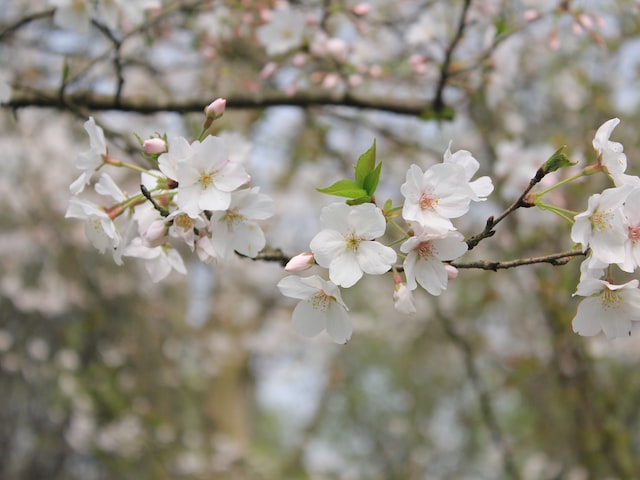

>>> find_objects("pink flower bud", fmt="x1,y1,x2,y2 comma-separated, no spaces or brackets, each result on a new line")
351,3,370,16
445,264,458,280
205,98,227,119
143,138,167,155
285,252,314,272
142,219,168,248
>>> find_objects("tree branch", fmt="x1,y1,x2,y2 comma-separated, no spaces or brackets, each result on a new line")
6,87,450,118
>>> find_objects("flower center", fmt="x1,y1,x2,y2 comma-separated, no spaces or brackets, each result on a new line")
419,192,437,210
310,290,332,312
198,171,216,189
345,232,362,251
416,241,434,260
601,288,622,310
174,213,193,231
628,225,640,243
589,209,612,232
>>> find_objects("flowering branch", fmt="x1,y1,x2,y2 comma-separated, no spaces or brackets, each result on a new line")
450,249,585,271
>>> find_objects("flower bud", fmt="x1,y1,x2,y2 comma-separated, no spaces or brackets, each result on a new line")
205,98,227,119
143,138,167,155
445,264,459,280
142,219,168,248
285,252,314,272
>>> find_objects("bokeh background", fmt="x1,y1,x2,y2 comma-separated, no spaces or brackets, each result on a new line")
2,1,640,478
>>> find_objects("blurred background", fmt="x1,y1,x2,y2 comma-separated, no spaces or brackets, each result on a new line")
2,0,640,478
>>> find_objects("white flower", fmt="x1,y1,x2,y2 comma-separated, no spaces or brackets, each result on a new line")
277,275,351,344
70,117,107,194
124,238,186,282
443,141,494,201
620,186,640,272
571,185,632,267
400,163,472,233
310,203,397,288
400,226,467,295
208,187,274,259
158,136,193,182
593,118,639,187
174,136,250,217
167,211,207,251
65,196,123,264
393,282,416,314
50,0,94,34
572,271,640,339
256,9,307,56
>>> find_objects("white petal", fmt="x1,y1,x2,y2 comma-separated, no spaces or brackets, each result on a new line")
325,303,352,344
278,275,318,300
572,297,604,336
357,241,396,275
329,252,363,288
291,300,326,337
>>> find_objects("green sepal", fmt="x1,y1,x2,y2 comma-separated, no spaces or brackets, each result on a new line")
542,146,574,174
316,179,368,199
355,139,377,187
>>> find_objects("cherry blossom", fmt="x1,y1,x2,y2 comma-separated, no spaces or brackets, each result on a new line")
400,163,472,233
620,186,640,272
65,196,123,265
400,226,468,295
572,273,640,339
124,238,186,283
256,9,307,56
70,117,107,195
277,275,351,344
443,141,494,201
207,187,274,260
593,118,639,187
310,203,396,288
49,0,94,35
571,185,632,267
393,282,416,314
173,136,250,217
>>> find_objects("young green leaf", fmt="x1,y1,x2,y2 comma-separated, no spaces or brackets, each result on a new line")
363,161,382,196
355,139,377,186
317,179,368,199
542,146,574,174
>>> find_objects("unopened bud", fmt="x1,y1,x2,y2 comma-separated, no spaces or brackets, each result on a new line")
285,252,314,272
143,138,167,155
142,219,168,248
445,264,458,280
351,3,370,16
205,98,227,119
393,283,416,314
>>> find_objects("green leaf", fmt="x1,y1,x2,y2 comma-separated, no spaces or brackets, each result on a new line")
346,195,372,206
363,161,382,196
317,179,368,199
542,146,575,174
355,140,377,186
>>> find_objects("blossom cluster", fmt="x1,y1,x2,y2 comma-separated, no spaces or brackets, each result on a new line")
278,142,492,343
65,100,274,282
570,119,640,338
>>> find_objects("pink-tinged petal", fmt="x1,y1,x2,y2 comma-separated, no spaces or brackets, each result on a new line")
329,252,362,288
291,300,326,337
348,203,386,239
572,297,604,336
319,203,351,232
176,185,203,217
357,241,396,275
325,304,352,344
400,164,425,200
310,230,346,267
278,275,319,300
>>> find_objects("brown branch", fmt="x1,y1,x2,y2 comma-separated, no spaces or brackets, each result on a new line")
432,0,473,114
450,249,585,271
0,9,54,41
6,87,450,118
